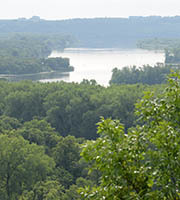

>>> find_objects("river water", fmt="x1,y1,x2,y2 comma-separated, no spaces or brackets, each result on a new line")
43,48,165,86
1,48,165,86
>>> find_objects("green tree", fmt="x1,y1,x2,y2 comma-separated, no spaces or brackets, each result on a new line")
52,136,82,186
4,88,45,122
80,72,180,199
19,180,64,200
0,115,21,133
135,72,180,198
80,118,150,199
110,64,170,85
16,119,60,150
0,134,55,199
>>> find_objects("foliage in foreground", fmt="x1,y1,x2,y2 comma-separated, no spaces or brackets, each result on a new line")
80,72,180,199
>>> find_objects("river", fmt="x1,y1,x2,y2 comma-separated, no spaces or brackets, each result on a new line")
2,48,165,86
43,48,164,86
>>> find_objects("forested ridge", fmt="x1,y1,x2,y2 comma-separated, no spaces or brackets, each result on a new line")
1,16,180,47
137,38,180,50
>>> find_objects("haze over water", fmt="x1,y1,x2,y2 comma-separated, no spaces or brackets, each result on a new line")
46,48,165,86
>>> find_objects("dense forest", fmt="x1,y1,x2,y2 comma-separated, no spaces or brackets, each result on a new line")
1,70,180,198
0,33,74,74
110,63,175,85
0,80,156,139
0,79,153,199
1,16,180,47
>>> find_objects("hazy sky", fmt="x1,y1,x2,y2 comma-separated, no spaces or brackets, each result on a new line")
2,0,180,20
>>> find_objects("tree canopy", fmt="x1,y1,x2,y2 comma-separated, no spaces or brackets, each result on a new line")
80,72,180,199
0,134,54,200
0,69,179,199
0,33,74,74
110,63,171,85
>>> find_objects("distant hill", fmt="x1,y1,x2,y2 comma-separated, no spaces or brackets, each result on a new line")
1,16,180,48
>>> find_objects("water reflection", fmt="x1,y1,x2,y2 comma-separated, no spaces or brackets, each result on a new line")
0,71,70,82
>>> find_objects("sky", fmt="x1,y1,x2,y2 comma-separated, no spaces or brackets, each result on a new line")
2,0,180,20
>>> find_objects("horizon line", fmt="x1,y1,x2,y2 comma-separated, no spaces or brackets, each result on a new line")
1,15,180,21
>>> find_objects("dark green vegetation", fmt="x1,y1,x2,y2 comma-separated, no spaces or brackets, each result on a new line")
1,16,180,48
0,79,160,199
1,71,180,199
0,33,74,58
0,56,73,74
110,63,175,85
0,33,74,74
0,80,153,139
80,72,180,199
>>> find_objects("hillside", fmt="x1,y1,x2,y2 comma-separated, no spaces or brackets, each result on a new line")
1,16,180,47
